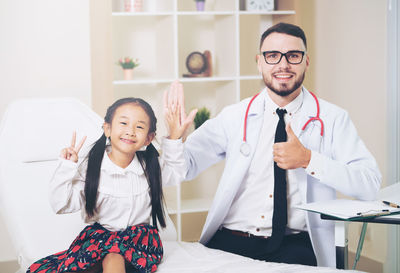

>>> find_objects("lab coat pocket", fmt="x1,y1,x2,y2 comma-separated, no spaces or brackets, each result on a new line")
301,122,323,153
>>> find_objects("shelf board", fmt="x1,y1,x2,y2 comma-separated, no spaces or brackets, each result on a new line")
113,76,238,85
239,10,296,15
167,198,213,214
239,75,262,80
179,76,236,82
113,78,175,85
177,11,235,16
112,11,295,16
112,12,174,16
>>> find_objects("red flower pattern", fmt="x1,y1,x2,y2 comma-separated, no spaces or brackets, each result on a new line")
27,224,162,273
71,245,81,253
109,244,120,253
137,257,147,267
64,257,75,267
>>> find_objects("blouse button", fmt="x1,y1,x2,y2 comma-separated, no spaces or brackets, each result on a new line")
261,215,265,219
256,228,260,232
269,194,273,198
311,171,315,175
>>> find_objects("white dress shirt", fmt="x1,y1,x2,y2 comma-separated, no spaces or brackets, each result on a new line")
223,90,310,237
49,138,185,232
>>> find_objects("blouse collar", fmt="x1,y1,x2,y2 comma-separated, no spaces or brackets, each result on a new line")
101,152,144,175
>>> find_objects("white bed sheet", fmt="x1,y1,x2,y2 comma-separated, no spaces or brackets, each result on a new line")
158,241,364,273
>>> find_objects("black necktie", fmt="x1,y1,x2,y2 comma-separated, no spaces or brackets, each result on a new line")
268,108,288,252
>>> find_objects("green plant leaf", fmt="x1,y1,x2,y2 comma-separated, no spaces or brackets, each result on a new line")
194,107,210,129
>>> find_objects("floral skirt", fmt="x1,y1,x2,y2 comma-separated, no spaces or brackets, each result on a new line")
27,223,163,273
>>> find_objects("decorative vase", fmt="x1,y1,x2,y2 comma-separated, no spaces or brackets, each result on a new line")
123,69,134,80
196,1,205,11
124,0,143,12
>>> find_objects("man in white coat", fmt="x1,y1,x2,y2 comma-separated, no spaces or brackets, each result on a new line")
164,22,381,267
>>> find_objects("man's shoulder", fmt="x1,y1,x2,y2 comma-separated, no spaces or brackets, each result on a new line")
318,97,346,113
304,92,348,120
219,96,253,115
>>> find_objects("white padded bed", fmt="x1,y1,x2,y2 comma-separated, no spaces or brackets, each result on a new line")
0,98,363,273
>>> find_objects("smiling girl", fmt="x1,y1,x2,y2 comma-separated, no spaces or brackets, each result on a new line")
27,97,192,273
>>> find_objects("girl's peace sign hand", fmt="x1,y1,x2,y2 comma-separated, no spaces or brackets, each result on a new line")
60,131,87,163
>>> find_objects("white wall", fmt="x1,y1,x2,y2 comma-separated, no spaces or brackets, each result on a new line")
0,0,92,262
312,0,387,264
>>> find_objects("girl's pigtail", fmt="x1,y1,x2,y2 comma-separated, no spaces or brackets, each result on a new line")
84,133,107,218
137,143,166,229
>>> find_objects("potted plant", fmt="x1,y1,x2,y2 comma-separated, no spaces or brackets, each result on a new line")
194,107,210,129
194,0,205,11
117,57,140,80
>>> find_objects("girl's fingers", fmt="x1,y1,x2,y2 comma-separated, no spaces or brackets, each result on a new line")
60,148,67,159
71,131,76,148
183,109,198,127
75,136,87,154
177,82,186,121
168,81,175,109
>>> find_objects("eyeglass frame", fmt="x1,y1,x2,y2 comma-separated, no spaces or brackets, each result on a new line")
261,50,306,65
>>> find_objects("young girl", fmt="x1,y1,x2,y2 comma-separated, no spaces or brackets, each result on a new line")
27,97,188,273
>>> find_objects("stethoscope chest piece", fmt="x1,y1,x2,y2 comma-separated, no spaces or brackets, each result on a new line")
240,142,251,157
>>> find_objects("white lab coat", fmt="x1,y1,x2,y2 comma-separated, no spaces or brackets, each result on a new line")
183,87,381,267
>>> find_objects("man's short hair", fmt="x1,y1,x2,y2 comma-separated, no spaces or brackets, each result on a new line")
260,22,307,50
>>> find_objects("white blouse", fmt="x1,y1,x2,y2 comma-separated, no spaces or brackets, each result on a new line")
49,138,185,232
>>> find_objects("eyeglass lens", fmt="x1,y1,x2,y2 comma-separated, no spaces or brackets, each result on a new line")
263,51,304,64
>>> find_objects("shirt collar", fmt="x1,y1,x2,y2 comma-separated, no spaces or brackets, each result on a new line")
265,88,304,116
101,152,144,175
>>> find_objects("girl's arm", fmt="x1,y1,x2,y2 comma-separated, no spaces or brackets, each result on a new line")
160,81,195,186
49,159,85,214
159,138,186,187
49,132,87,214
163,81,197,140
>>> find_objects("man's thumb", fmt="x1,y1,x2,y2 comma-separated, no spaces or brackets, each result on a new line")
286,123,295,140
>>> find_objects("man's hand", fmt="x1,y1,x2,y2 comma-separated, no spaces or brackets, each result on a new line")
273,123,311,169
163,81,197,140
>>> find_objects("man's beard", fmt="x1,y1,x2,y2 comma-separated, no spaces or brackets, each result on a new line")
264,71,305,97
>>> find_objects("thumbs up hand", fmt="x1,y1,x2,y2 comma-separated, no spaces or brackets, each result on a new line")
273,123,311,170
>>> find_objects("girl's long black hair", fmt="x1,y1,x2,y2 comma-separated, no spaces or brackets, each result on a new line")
84,98,166,229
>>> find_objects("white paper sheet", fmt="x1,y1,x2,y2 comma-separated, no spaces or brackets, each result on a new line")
296,183,400,219
296,199,400,219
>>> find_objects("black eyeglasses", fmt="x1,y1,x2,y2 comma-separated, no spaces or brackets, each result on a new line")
262,50,305,65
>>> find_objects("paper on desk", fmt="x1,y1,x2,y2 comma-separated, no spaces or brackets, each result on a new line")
378,182,400,205
296,183,400,219
295,199,400,220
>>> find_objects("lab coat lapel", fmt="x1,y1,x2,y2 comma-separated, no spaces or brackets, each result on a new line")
291,88,322,143
242,91,266,159
200,92,266,244
291,87,322,203
232,92,265,194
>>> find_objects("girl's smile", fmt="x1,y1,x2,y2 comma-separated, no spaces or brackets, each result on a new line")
104,103,154,168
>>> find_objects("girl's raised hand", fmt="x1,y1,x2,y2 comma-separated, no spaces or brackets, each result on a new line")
60,131,87,163
163,81,197,140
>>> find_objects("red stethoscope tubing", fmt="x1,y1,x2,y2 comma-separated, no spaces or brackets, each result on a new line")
301,91,324,136
242,90,324,144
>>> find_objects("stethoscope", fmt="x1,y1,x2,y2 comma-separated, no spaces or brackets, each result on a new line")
240,90,324,156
